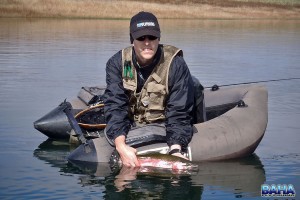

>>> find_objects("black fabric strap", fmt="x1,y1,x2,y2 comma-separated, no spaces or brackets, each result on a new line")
62,101,87,144
168,149,182,155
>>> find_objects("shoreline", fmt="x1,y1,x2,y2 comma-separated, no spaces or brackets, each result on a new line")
1,0,300,19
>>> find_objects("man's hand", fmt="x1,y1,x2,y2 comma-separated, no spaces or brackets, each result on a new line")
115,135,140,167
169,144,188,160
171,152,188,160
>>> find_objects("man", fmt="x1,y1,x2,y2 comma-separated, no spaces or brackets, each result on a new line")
104,11,195,167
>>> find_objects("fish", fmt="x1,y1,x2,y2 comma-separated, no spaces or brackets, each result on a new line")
137,153,198,171
110,151,199,175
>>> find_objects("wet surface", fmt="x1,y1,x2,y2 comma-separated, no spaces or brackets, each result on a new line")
0,18,299,199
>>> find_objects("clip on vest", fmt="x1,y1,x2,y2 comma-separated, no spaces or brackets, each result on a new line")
124,61,133,79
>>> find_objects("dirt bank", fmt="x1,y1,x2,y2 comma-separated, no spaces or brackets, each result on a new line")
0,0,300,19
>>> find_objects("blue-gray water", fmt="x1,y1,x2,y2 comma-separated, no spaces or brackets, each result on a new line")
0,18,299,199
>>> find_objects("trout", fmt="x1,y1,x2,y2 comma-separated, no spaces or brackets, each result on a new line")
110,151,199,175
137,153,198,171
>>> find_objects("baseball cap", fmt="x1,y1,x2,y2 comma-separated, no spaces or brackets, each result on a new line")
130,11,161,41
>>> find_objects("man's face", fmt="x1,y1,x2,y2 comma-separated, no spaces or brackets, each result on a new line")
133,35,159,66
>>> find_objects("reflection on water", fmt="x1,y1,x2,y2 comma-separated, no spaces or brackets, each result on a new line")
1,18,300,199
34,139,265,199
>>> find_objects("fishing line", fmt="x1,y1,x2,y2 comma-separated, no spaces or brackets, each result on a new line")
205,77,300,90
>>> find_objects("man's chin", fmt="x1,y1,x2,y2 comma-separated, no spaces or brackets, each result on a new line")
142,54,155,60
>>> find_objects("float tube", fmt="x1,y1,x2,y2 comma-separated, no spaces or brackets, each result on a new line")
34,84,268,162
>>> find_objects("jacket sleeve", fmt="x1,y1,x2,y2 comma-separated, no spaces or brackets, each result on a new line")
103,51,131,142
165,56,195,150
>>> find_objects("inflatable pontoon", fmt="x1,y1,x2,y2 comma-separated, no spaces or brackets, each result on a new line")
34,84,268,162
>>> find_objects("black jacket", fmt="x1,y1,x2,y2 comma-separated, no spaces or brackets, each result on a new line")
103,45,195,149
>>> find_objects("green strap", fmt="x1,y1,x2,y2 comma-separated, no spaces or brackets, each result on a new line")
129,66,133,79
124,61,133,79
123,65,127,77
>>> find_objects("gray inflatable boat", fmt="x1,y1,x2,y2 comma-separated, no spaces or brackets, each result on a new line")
45,84,268,163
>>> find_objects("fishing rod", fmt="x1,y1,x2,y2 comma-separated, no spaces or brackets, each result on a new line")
205,77,300,91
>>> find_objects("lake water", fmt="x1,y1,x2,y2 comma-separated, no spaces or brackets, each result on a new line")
0,18,299,199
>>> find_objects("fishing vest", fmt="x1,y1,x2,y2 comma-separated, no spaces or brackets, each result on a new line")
122,45,183,124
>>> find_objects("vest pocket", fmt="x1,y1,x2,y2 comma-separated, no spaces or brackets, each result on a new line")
145,110,165,122
146,82,166,111
148,93,164,110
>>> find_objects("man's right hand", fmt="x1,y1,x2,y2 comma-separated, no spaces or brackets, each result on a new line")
115,135,140,167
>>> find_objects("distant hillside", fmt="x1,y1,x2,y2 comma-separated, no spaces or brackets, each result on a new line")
1,0,299,19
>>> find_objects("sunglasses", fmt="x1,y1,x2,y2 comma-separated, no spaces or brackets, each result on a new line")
136,35,158,41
